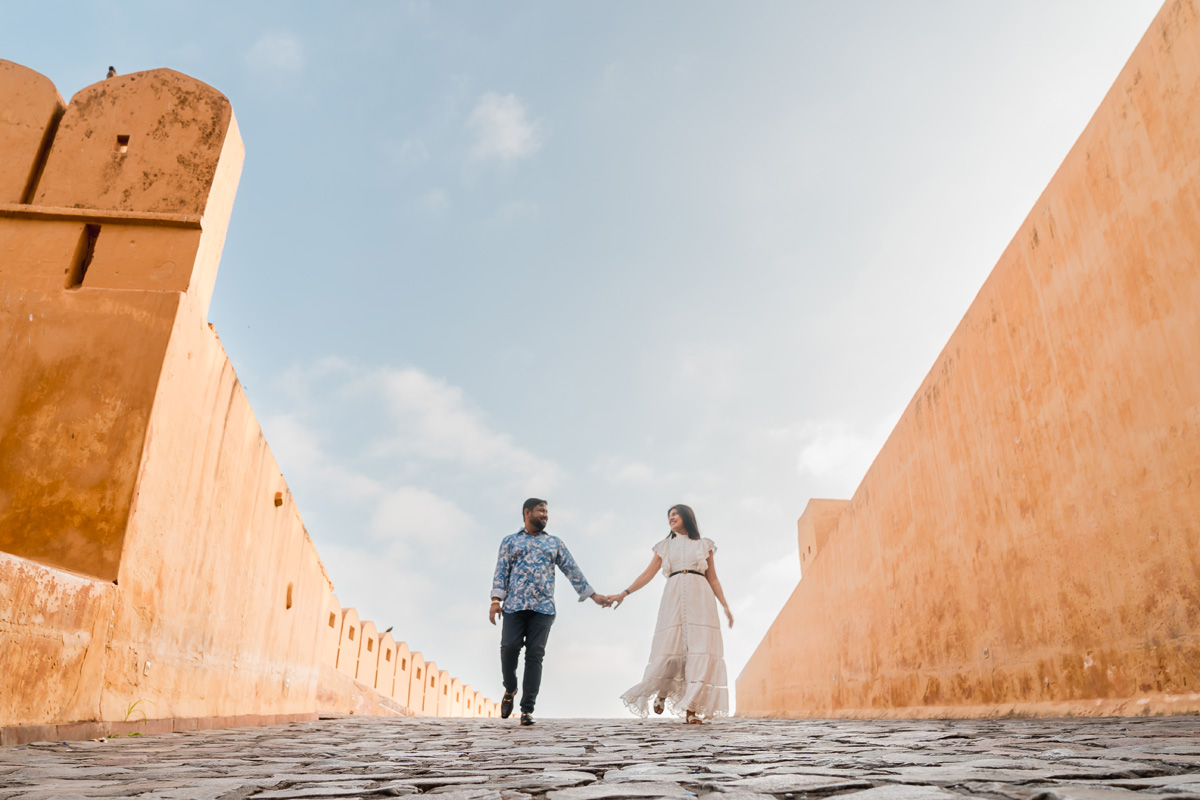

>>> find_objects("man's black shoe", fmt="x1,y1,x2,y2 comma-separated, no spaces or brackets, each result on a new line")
500,692,514,719
520,713,535,726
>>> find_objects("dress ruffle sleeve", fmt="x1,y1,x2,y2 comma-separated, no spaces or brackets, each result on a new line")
652,538,671,572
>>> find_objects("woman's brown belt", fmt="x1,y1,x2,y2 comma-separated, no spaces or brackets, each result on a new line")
669,569,703,577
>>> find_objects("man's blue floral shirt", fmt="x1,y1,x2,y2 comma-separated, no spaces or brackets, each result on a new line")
490,528,594,615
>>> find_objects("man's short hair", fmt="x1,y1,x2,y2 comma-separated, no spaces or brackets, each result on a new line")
523,497,547,515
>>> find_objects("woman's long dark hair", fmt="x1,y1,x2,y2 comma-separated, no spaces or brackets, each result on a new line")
669,504,701,540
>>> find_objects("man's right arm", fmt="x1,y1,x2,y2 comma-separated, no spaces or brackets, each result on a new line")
489,537,512,624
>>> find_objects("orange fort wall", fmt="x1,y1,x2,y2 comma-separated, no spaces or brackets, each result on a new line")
424,663,440,716
0,62,494,743
411,653,430,716
738,0,1200,719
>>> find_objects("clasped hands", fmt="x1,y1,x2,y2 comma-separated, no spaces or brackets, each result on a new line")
488,591,627,624
590,591,628,609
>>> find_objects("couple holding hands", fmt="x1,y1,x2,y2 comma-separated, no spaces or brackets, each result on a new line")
489,498,733,726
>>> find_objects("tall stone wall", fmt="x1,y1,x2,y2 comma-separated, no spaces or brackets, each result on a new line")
738,0,1200,718
0,63,495,744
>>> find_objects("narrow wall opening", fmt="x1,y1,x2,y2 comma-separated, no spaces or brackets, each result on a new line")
66,224,100,289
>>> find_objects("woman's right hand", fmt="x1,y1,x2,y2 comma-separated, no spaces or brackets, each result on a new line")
611,590,628,609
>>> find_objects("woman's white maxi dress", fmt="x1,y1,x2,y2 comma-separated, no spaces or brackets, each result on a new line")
620,534,729,718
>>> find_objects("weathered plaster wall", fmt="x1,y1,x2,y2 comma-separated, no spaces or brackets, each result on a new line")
391,640,413,704
425,664,441,716
738,0,1200,719
0,62,493,738
797,499,848,578
408,653,428,716
335,608,362,680
0,553,115,724
450,678,464,718
356,620,380,691
0,61,63,203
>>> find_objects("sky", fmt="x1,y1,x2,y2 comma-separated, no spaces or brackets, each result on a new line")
2,0,1165,717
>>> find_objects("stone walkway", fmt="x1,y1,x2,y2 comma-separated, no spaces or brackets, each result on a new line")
3,716,1200,800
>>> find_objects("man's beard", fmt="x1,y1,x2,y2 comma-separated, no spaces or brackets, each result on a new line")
529,518,547,532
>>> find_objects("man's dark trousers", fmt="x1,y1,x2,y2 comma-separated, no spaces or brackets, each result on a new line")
500,610,555,714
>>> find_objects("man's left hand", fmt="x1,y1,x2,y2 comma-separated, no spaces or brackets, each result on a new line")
591,594,612,607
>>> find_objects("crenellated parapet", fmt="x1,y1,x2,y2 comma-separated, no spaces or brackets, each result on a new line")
0,62,493,743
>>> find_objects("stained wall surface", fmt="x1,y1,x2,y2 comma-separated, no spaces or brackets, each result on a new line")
738,0,1200,719
408,653,428,716
0,62,493,735
0,61,63,203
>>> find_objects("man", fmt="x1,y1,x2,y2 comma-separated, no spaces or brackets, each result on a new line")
490,498,610,725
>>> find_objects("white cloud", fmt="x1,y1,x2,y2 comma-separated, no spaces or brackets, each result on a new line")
387,137,431,170
797,422,877,477
467,92,546,164
418,188,450,214
771,411,902,495
263,413,383,503
369,486,480,562
246,32,305,75
367,368,560,490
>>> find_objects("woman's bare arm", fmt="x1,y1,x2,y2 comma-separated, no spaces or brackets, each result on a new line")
611,553,662,609
705,552,734,627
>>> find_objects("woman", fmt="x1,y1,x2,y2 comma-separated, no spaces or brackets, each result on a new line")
614,504,733,723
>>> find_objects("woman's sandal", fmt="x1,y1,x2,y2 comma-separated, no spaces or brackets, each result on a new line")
685,710,702,724
653,696,665,715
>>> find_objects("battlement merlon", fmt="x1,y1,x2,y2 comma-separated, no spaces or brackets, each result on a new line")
0,63,244,318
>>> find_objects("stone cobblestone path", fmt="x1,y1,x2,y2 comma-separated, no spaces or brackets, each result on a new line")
4,716,1200,800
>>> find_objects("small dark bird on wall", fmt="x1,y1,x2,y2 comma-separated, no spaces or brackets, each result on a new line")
384,626,393,634
106,66,116,78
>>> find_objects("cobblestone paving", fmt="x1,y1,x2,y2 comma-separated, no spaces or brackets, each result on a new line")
4,716,1200,800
